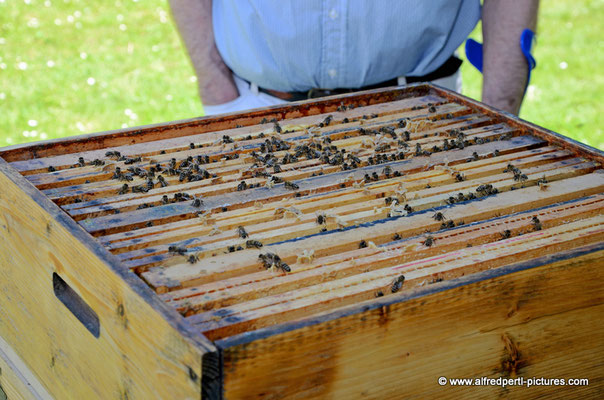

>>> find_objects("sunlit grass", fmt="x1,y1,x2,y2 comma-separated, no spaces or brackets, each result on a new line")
0,0,200,146
460,0,603,150
0,0,602,150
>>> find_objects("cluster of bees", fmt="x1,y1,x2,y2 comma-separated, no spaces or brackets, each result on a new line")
504,163,529,184
441,182,500,206
258,252,290,272
498,215,542,241
62,106,522,279
166,223,273,264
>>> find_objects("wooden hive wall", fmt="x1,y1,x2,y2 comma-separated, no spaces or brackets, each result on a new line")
1,84,603,398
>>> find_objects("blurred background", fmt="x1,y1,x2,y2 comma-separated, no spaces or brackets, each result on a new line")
0,0,602,149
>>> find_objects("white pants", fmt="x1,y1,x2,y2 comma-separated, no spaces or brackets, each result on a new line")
203,71,462,116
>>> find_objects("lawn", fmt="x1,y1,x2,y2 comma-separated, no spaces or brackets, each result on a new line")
0,0,602,150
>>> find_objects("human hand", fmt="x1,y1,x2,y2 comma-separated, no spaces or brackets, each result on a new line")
199,66,239,105
203,75,287,116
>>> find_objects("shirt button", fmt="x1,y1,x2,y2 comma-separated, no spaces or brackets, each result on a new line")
329,9,338,19
328,69,337,78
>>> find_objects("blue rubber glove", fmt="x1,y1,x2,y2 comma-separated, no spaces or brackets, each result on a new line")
465,28,536,95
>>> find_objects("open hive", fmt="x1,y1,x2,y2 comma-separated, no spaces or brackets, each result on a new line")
1,84,603,399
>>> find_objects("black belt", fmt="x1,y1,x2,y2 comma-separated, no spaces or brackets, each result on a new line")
259,56,462,101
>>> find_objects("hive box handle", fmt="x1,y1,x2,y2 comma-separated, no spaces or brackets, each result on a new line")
52,273,100,338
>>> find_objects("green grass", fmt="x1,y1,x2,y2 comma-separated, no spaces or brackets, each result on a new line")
1,0,602,150
460,0,603,149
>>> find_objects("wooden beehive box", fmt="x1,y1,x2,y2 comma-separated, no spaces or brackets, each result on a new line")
1,84,603,399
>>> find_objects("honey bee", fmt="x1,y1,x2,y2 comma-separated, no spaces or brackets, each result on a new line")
375,143,390,153
428,105,437,113
432,212,446,221
500,229,512,240
168,245,187,256
189,142,196,149
259,252,290,272
191,197,203,208
161,195,169,204
246,240,263,249
276,259,291,273
117,184,129,195
124,156,142,165
237,181,248,191
382,166,392,178
347,154,361,165
157,175,169,187
47,165,56,172
423,235,435,247
440,220,455,229
105,150,121,158
532,216,542,231
537,176,549,190
258,253,273,269
455,173,465,182
375,291,384,298
391,275,405,293
187,254,199,264
316,212,326,225
274,121,282,133
319,115,333,127
131,185,149,193
359,240,368,249
284,181,299,190
237,225,248,239
503,163,517,173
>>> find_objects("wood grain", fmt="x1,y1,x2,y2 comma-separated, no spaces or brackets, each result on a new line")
0,160,213,399
1,83,603,399
0,335,51,400
218,244,604,399
160,194,604,310
142,171,604,291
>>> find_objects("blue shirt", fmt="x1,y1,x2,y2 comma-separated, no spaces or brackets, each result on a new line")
213,0,481,91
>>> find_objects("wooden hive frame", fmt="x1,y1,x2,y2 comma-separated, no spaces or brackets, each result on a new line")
0,84,603,399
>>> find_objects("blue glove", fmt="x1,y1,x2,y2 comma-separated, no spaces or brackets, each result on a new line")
465,28,536,95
